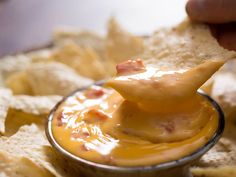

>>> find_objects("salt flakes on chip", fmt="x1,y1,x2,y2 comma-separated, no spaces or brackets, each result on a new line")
0,88,12,134
144,19,236,69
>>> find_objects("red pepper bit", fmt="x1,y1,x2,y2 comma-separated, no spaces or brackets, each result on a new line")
84,87,105,99
80,144,90,151
84,109,109,123
116,58,146,76
161,122,175,133
56,111,64,127
102,155,115,165
71,129,90,139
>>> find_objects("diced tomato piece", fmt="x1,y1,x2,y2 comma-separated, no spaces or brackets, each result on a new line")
84,108,109,123
56,111,63,126
161,122,175,133
84,87,105,99
80,144,90,151
102,155,115,165
71,128,90,139
116,59,146,75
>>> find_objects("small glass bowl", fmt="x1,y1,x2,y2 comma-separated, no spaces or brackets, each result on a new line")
46,84,225,177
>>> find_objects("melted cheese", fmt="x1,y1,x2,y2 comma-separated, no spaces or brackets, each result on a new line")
52,59,223,167
107,60,224,112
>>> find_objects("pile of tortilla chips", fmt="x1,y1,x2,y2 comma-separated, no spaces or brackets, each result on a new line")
0,18,236,177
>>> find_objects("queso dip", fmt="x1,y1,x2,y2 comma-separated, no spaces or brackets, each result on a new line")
52,59,223,166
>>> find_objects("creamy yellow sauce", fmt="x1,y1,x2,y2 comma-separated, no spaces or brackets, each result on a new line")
52,59,223,166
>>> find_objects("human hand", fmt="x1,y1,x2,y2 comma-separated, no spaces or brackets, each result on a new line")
186,0,236,50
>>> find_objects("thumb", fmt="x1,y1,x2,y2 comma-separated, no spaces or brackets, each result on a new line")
186,0,236,23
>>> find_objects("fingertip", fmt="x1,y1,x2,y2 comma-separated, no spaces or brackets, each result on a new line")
185,0,194,18
186,0,236,23
185,0,204,21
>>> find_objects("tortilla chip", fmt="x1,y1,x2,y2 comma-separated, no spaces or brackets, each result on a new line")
0,55,32,80
192,166,236,177
196,137,236,167
0,88,12,134
51,42,109,80
4,95,62,136
26,49,53,63
26,62,93,96
6,71,33,95
144,19,236,69
0,150,54,177
106,18,144,63
211,72,236,121
53,28,106,58
4,109,46,136
220,59,236,73
10,95,62,115
0,76,4,87
0,124,77,177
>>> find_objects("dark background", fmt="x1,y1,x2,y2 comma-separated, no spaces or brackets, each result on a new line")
0,0,186,56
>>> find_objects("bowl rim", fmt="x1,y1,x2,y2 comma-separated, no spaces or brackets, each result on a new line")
45,83,225,172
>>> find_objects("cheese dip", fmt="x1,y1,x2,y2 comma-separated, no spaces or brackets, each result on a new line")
52,59,223,166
